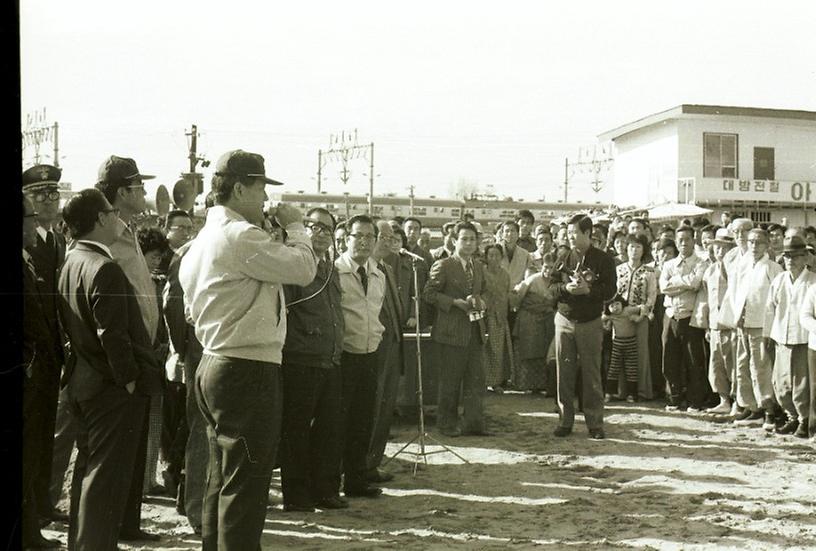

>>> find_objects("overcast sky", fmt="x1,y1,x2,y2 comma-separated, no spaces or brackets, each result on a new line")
20,0,816,204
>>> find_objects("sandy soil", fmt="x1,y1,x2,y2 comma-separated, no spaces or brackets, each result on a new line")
45,394,816,550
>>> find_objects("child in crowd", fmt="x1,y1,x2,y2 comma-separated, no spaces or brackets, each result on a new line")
603,294,643,402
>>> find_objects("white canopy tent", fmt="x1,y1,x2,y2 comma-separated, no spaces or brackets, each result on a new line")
645,202,713,222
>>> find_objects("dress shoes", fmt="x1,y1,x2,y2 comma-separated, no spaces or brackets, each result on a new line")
39,509,69,527
775,418,799,435
344,485,383,498
794,419,809,439
588,428,606,440
315,495,350,509
119,529,161,542
553,426,572,437
439,427,461,437
146,484,169,497
365,468,394,483
283,502,315,513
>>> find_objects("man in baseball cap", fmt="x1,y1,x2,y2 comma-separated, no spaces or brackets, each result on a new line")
214,149,285,187
94,155,164,542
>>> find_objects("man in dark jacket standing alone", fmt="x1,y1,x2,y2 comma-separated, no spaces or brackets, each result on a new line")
552,214,617,439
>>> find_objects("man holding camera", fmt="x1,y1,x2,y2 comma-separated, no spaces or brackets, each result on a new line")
423,221,489,437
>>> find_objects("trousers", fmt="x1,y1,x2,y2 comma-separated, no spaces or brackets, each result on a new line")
709,329,736,398
367,336,403,471
279,362,343,504
773,343,810,422
195,354,282,551
67,386,146,551
661,316,708,408
339,351,379,490
183,355,207,530
555,313,604,430
435,329,486,434
735,327,776,411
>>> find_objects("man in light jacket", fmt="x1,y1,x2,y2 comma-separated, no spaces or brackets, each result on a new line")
728,228,783,430
767,236,815,438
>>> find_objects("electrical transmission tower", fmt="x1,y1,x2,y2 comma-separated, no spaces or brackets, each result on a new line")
317,129,376,214
563,144,613,202
22,108,60,167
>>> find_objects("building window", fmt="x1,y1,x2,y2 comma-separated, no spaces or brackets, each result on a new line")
754,147,775,180
750,211,770,223
704,133,738,178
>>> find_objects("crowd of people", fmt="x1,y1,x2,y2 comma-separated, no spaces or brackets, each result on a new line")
20,152,816,550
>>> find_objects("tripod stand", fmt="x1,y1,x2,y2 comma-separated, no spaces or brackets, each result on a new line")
384,256,469,475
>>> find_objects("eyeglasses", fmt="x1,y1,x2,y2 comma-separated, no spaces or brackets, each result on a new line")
306,222,333,235
24,211,39,218
102,207,120,215
27,190,60,203
169,225,194,233
349,233,376,241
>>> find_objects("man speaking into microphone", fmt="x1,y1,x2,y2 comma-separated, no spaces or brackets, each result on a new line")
423,221,489,437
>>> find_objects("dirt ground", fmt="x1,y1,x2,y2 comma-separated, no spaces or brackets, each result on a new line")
45,393,816,550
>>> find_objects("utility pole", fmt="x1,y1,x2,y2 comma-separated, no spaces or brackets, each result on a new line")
368,142,374,215
186,124,199,173
408,184,415,215
183,124,209,198
317,150,322,193
53,122,59,168
563,157,569,203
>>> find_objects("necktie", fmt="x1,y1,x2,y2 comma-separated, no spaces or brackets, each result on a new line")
357,265,368,295
45,230,55,256
465,261,474,292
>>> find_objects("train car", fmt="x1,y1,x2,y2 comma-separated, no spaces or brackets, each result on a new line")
268,191,611,231
268,191,462,227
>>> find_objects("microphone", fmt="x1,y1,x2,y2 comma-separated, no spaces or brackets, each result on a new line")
399,248,425,261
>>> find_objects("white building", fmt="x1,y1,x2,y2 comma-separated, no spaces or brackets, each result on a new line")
600,105,816,226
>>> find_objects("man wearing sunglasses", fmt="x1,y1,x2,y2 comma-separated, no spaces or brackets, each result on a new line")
21,164,67,528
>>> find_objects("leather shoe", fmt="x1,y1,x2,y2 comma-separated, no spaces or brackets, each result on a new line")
553,426,572,437
283,502,315,512
589,428,606,440
119,529,161,541
365,468,394,483
439,427,461,437
775,418,799,435
315,495,349,509
794,419,809,439
146,484,169,497
39,509,69,527
344,485,383,498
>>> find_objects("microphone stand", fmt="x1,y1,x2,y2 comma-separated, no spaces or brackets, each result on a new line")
384,255,469,475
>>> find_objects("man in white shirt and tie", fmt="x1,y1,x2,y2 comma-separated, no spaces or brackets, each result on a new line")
335,214,387,498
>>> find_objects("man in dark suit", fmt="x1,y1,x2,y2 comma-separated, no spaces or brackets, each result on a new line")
21,164,66,525
21,195,61,549
58,189,159,551
366,221,406,482
423,221,489,437
431,221,457,261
